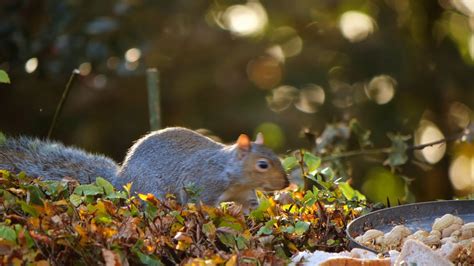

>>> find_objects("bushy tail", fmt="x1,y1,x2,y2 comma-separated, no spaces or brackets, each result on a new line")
0,137,118,184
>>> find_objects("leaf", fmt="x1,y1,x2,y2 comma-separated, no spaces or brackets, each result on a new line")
304,152,321,173
217,232,236,248
0,70,10,84
386,133,411,167
294,221,310,235
0,225,16,243
202,222,216,240
24,185,45,205
135,251,164,266
350,119,373,148
69,194,82,207
96,177,114,195
257,219,277,236
74,184,103,196
338,182,366,201
282,156,298,171
20,201,39,217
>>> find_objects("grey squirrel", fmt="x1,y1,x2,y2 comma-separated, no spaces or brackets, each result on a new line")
0,127,289,209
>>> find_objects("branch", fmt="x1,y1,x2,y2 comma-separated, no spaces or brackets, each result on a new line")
321,130,467,162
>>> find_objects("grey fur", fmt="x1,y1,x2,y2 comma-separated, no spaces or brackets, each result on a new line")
0,136,118,183
0,127,289,207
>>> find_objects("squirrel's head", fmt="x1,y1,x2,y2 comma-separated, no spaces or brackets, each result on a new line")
235,133,289,191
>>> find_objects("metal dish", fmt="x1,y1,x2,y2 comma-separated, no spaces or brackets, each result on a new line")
346,200,474,252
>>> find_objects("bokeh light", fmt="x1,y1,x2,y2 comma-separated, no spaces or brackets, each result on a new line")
448,101,472,129
222,2,268,37
79,62,92,76
107,56,120,69
449,153,474,193
25,58,38,73
451,0,474,16
414,120,446,164
294,84,325,114
247,56,282,90
266,45,285,63
266,85,298,112
270,27,303,58
93,74,107,89
125,61,139,71
339,11,376,42
125,48,141,63
365,75,396,104
254,122,285,150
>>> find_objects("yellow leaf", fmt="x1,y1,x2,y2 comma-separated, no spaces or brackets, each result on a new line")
225,255,237,266
36,260,50,266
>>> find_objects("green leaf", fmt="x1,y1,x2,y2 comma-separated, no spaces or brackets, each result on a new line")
170,211,184,224
386,133,411,167
74,184,103,196
95,177,114,195
235,235,248,249
294,221,310,235
24,185,45,205
282,156,298,171
304,152,321,173
135,251,164,266
257,219,277,236
338,182,366,201
281,225,295,234
69,194,83,207
217,232,236,248
0,225,17,243
20,201,39,217
249,197,270,221
0,70,10,84
202,222,216,239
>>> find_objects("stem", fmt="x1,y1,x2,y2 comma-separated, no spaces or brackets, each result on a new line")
47,69,79,139
147,68,162,131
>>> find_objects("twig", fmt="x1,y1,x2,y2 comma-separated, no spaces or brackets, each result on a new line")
47,69,80,139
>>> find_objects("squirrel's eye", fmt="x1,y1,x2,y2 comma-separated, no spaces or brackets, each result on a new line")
255,159,270,172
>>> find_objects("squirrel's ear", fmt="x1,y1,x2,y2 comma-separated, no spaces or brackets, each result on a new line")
255,132,264,145
237,134,251,151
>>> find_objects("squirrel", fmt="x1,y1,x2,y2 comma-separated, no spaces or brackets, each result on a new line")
0,127,289,209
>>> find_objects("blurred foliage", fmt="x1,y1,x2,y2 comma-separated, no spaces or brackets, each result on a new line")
0,0,474,201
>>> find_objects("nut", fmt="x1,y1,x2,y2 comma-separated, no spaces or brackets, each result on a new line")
441,223,462,238
361,229,384,243
432,214,456,231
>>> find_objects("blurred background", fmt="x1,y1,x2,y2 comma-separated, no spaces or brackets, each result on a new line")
0,0,473,203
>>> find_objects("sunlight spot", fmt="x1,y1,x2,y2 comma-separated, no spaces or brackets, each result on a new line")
365,75,396,104
93,74,107,89
125,48,141,63
266,85,298,112
449,154,474,192
294,84,325,114
247,56,282,90
449,101,472,128
222,2,268,37
25,58,38,74
414,120,446,164
339,11,376,42
79,62,92,76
